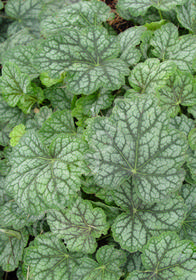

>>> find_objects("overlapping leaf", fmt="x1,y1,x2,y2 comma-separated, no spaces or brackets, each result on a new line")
157,70,196,117
41,0,114,36
111,181,186,252
150,23,196,72
24,232,83,280
26,106,52,130
128,58,175,94
117,0,186,17
187,151,196,182
72,245,126,280
86,95,187,202
127,232,196,279
118,27,146,66
177,0,196,34
169,114,194,138
5,132,88,215
188,128,196,150
35,27,129,94
39,110,76,145
0,228,28,271
47,198,109,254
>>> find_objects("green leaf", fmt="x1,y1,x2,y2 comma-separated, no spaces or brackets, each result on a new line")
26,106,52,130
47,198,109,254
2,41,41,78
0,1,3,9
39,110,76,145
169,114,195,138
0,228,28,271
177,0,196,34
189,128,196,150
128,58,176,94
44,83,74,110
35,27,129,94
116,0,186,17
180,184,196,243
188,105,196,119
9,124,26,147
0,200,44,230
72,88,114,127
127,232,196,279
187,151,196,181
5,132,88,215
72,245,127,280
5,0,42,35
40,0,114,36
111,181,186,252
0,62,32,107
119,26,146,66
24,232,83,280
150,23,179,60
157,70,196,117
150,23,196,72
40,72,63,87
86,95,187,202
144,19,167,30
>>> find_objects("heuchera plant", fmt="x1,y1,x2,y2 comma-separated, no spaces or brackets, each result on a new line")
0,0,196,279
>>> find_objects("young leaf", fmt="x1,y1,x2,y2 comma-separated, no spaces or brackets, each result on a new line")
24,232,83,280
47,198,109,254
157,70,196,117
72,245,127,280
117,0,186,17
86,95,187,202
127,232,196,279
9,124,26,147
128,58,176,94
35,27,129,94
41,0,114,36
5,132,88,215
0,228,28,271
111,181,186,252
39,110,76,145
118,26,146,66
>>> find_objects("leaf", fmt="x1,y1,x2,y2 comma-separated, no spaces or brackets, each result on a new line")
44,83,74,110
9,124,26,147
26,106,52,130
188,105,196,119
72,245,127,280
85,95,187,202
116,0,186,17
180,184,196,243
177,0,196,34
2,41,41,78
5,132,88,215
127,232,196,279
35,27,129,94
24,232,83,280
150,23,196,72
40,72,63,87
5,0,42,35
187,151,196,182
0,63,33,107
111,181,186,252
150,23,179,60
39,110,76,145
118,26,146,66
188,128,196,150
0,228,29,271
169,114,195,138
128,58,176,94
157,70,196,117
0,200,44,230
0,1,3,9
47,198,109,253
72,88,114,127
40,0,114,36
